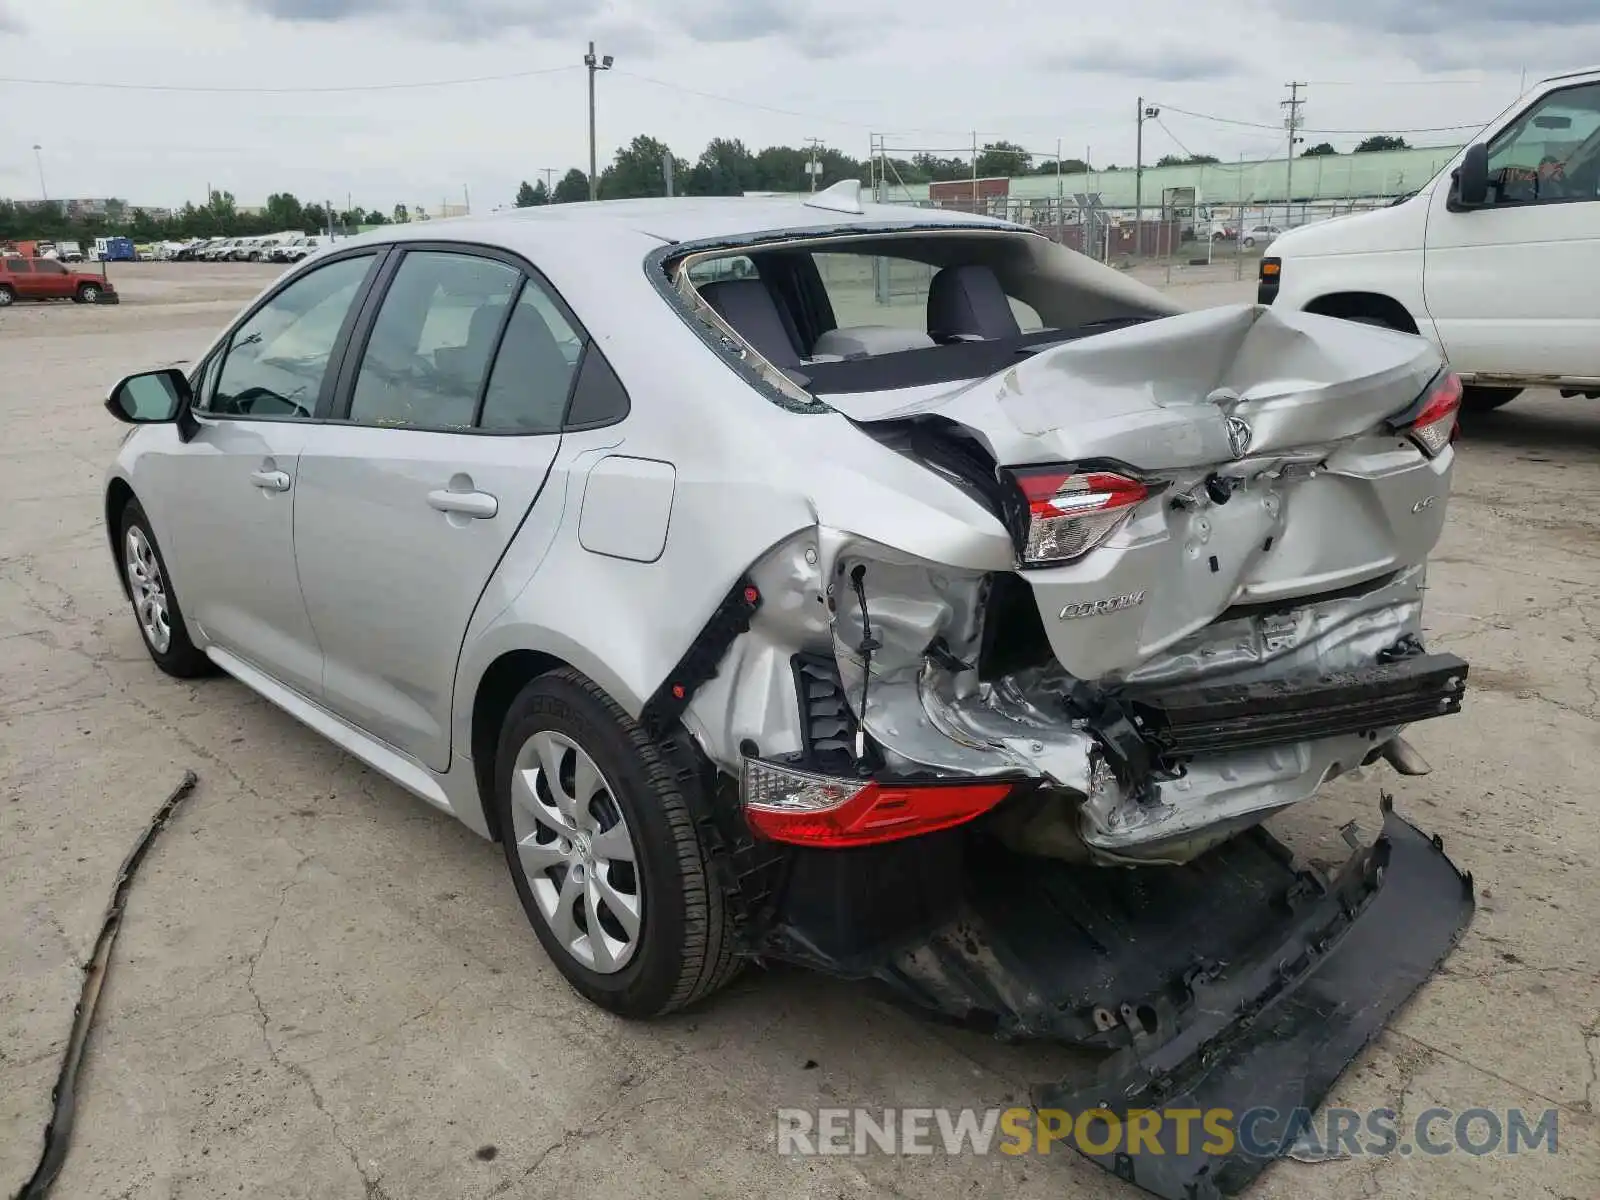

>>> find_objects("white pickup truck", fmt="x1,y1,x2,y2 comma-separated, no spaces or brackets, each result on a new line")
1261,66,1600,412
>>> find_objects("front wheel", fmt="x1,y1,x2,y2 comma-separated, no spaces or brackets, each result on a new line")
77,283,102,304
118,500,213,678
1460,386,1521,413
494,669,740,1017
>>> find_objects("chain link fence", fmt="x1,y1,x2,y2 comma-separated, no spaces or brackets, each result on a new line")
908,194,1414,278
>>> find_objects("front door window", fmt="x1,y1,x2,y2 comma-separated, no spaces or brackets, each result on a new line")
1487,82,1600,205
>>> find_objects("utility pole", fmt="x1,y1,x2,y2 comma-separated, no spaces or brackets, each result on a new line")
1235,152,1245,280
1135,99,1159,257
971,130,979,213
463,184,470,214
1282,82,1306,228
32,144,47,202
583,41,614,202
540,168,557,193
804,137,823,192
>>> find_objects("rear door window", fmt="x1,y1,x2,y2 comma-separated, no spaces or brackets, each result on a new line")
477,278,583,433
347,250,522,430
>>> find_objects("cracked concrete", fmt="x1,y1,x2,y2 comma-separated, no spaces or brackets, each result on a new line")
2,263,1597,1199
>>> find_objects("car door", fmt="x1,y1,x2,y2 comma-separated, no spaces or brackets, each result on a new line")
6,258,36,298
33,259,72,298
291,245,583,769
150,250,385,697
1424,80,1600,382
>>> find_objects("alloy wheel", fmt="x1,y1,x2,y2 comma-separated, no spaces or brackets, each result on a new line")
80,285,101,302
509,730,643,974
125,526,171,653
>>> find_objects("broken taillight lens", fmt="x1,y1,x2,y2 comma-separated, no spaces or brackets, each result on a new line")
1006,467,1149,567
740,757,1014,847
1405,371,1462,457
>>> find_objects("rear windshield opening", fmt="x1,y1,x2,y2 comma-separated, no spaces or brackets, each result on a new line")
674,231,1170,396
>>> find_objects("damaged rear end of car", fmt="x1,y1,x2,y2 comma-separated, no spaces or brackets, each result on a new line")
650,214,1474,1198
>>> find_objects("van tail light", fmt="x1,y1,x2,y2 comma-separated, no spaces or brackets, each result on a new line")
740,757,1014,847
1003,467,1150,567
1402,371,1462,457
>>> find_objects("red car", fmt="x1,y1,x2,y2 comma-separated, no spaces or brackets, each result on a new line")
0,256,118,306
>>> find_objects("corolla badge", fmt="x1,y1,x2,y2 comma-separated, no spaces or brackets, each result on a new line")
1060,590,1146,620
1226,415,1254,459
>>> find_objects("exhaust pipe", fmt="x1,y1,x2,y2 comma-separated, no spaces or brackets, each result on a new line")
1380,735,1431,776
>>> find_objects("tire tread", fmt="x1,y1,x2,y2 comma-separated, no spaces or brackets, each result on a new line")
504,667,741,1015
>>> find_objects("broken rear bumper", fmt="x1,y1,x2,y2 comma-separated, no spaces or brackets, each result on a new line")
754,798,1472,1199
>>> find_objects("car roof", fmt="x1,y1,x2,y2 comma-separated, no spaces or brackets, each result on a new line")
352,195,1021,254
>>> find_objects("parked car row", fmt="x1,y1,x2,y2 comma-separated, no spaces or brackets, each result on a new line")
1,239,86,262
165,233,343,264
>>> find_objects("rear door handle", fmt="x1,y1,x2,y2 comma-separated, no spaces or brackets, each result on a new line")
427,489,498,519
250,469,291,492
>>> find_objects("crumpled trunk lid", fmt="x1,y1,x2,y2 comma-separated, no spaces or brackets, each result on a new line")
837,304,1441,470
829,304,1453,683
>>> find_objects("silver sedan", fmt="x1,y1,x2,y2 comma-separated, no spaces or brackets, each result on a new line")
103,186,1468,1022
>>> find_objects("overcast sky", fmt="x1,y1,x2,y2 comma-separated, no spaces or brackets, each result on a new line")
2,0,1598,212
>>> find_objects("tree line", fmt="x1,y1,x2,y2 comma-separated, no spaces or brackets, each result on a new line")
516,133,1418,206
0,132,1420,243
514,137,1101,206
0,188,412,244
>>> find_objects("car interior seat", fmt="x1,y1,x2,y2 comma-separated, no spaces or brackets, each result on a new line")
697,279,805,368
926,264,1022,343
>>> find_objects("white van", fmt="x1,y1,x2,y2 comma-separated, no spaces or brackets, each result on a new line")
1262,66,1600,412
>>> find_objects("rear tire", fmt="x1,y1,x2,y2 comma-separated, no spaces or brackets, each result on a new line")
494,669,740,1017
1460,386,1520,413
0,285,13,307
118,500,213,678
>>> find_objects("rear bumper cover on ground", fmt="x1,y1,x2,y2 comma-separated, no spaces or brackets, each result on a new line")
756,798,1472,1199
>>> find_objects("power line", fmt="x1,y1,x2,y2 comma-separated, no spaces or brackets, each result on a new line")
1153,101,1489,135
0,65,580,94
612,71,985,137
1152,115,1201,161
612,70,869,129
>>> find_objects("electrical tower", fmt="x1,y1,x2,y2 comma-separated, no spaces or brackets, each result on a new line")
1282,82,1307,226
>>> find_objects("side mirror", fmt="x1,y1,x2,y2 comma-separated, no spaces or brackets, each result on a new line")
1453,143,1490,209
106,367,190,424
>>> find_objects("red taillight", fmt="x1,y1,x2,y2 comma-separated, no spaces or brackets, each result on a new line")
740,758,1014,847
1406,371,1462,457
1008,467,1149,567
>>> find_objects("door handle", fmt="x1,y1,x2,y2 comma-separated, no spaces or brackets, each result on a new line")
250,469,291,492
427,489,498,519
